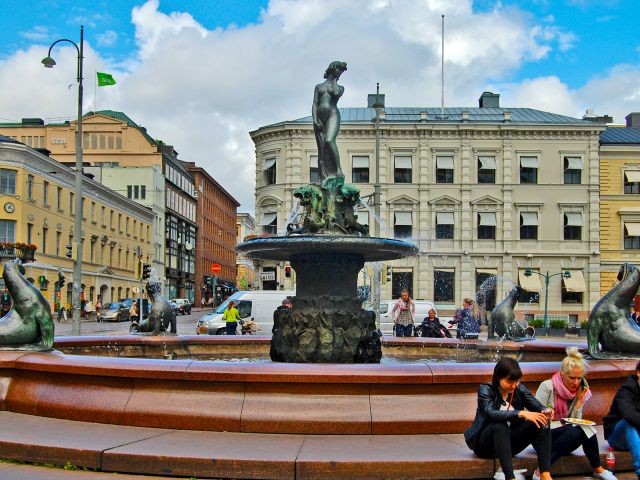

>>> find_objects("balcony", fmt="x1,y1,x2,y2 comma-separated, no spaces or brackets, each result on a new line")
0,243,37,263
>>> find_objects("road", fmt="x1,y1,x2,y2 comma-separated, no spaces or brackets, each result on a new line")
53,308,211,337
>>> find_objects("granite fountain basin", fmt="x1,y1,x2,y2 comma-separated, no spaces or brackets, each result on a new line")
0,335,633,436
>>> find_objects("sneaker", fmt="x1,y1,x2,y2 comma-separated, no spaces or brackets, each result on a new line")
531,470,540,480
494,468,526,480
593,470,616,480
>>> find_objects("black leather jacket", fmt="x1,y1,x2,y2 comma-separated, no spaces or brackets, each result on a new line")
464,381,545,451
603,375,640,439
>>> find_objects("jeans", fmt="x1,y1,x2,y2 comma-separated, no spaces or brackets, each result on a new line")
474,421,551,480
550,424,600,468
225,321,237,335
395,323,413,337
608,419,640,474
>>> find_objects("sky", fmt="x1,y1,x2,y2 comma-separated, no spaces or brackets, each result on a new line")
0,0,639,214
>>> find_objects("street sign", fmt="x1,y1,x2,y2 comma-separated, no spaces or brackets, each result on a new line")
259,271,276,281
211,264,221,274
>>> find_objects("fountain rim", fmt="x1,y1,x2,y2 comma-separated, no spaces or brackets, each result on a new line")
236,235,418,261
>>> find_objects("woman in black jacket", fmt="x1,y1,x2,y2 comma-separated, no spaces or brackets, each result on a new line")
603,360,640,480
465,357,553,480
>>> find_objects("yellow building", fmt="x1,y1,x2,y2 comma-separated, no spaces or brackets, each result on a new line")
599,113,640,297
236,213,256,290
0,135,153,308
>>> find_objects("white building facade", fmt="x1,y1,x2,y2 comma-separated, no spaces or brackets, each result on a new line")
250,93,604,322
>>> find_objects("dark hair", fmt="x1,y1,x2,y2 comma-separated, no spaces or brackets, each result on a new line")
324,61,347,79
636,359,640,372
492,357,522,385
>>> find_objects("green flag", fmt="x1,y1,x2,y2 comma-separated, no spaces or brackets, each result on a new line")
96,72,116,87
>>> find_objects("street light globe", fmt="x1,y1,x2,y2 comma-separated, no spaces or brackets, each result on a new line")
41,56,56,68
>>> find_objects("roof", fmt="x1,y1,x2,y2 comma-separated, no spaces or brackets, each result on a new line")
84,110,158,146
276,107,591,126
0,134,21,145
600,127,640,144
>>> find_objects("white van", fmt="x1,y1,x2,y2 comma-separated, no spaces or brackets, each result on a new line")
378,300,438,336
195,290,295,335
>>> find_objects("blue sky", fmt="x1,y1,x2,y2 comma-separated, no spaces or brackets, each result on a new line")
0,0,639,211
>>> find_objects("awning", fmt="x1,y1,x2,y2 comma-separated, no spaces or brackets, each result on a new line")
436,156,454,169
263,158,276,170
479,212,497,226
478,156,497,170
625,223,640,236
520,212,538,226
564,212,583,226
625,171,640,183
352,156,370,168
394,212,412,226
520,156,539,168
563,270,586,292
309,155,318,168
259,212,277,226
394,156,412,169
436,212,454,225
357,211,369,226
519,270,542,292
565,157,583,169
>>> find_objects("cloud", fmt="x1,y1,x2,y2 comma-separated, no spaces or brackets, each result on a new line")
0,0,637,214
19,26,50,42
96,30,118,47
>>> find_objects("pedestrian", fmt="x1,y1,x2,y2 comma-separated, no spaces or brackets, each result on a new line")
200,297,205,309
603,358,640,479
532,347,615,480
129,301,139,322
455,298,481,339
391,289,415,337
465,357,552,480
420,308,452,338
631,307,639,327
275,298,292,316
223,300,241,335
57,305,65,323
1,288,10,314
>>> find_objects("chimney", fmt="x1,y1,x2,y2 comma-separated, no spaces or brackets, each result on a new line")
583,109,613,124
478,91,500,108
626,113,640,128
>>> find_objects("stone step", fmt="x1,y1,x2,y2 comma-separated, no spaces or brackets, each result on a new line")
0,411,633,479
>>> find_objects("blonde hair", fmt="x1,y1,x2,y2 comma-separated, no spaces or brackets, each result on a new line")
560,346,587,375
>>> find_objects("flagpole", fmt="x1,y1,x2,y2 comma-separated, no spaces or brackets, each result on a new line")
441,14,445,118
93,70,97,111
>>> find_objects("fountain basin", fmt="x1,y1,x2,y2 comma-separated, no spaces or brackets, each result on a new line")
0,336,633,436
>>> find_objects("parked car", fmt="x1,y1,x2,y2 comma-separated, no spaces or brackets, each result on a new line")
196,290,295,335
169,298,192,315
97,302,130,322
120,298,150,319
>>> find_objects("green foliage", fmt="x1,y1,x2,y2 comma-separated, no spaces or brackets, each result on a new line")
528,319,544,328
63,462,78,470
549,319,568,329
580,320,589,329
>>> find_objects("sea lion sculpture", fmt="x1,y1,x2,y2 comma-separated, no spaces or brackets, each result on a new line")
130,280,176,335
588,263,640,359
0,259,54,350
490,285,532,341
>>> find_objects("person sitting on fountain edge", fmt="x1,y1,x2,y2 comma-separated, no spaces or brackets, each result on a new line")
603,359,640,480
391,289,415,337
453,298,480,339
533,347,615,480
465,357,552,480
223,301,241,335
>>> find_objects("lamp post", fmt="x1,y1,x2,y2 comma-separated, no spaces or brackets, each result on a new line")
523,268,571,336
370,83,384,325
42,26,84,335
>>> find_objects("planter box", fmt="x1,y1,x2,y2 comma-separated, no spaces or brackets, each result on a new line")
547,328,566,337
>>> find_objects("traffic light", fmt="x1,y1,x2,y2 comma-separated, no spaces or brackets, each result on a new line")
385,265,392,283
57,271,65,289
285,266,292,278
65,244,73,259
205,276,212,287
142,263,151,280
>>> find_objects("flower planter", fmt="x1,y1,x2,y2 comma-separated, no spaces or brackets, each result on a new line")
0,247,15,258
547,328,566,337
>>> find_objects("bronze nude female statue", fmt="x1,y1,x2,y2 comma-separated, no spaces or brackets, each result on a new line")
312,61,347,181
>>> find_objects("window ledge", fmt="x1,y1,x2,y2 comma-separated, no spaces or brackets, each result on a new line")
58,208,64,213
43,203,50,208
91,221,97,225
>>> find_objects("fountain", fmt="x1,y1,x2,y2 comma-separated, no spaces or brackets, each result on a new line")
238,61,417,363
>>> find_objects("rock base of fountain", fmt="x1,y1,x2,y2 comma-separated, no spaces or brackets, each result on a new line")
271,296,381,363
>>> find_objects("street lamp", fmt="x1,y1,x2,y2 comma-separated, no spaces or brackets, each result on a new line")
42,26,84,335
523,268,571,336
370,83,384,325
